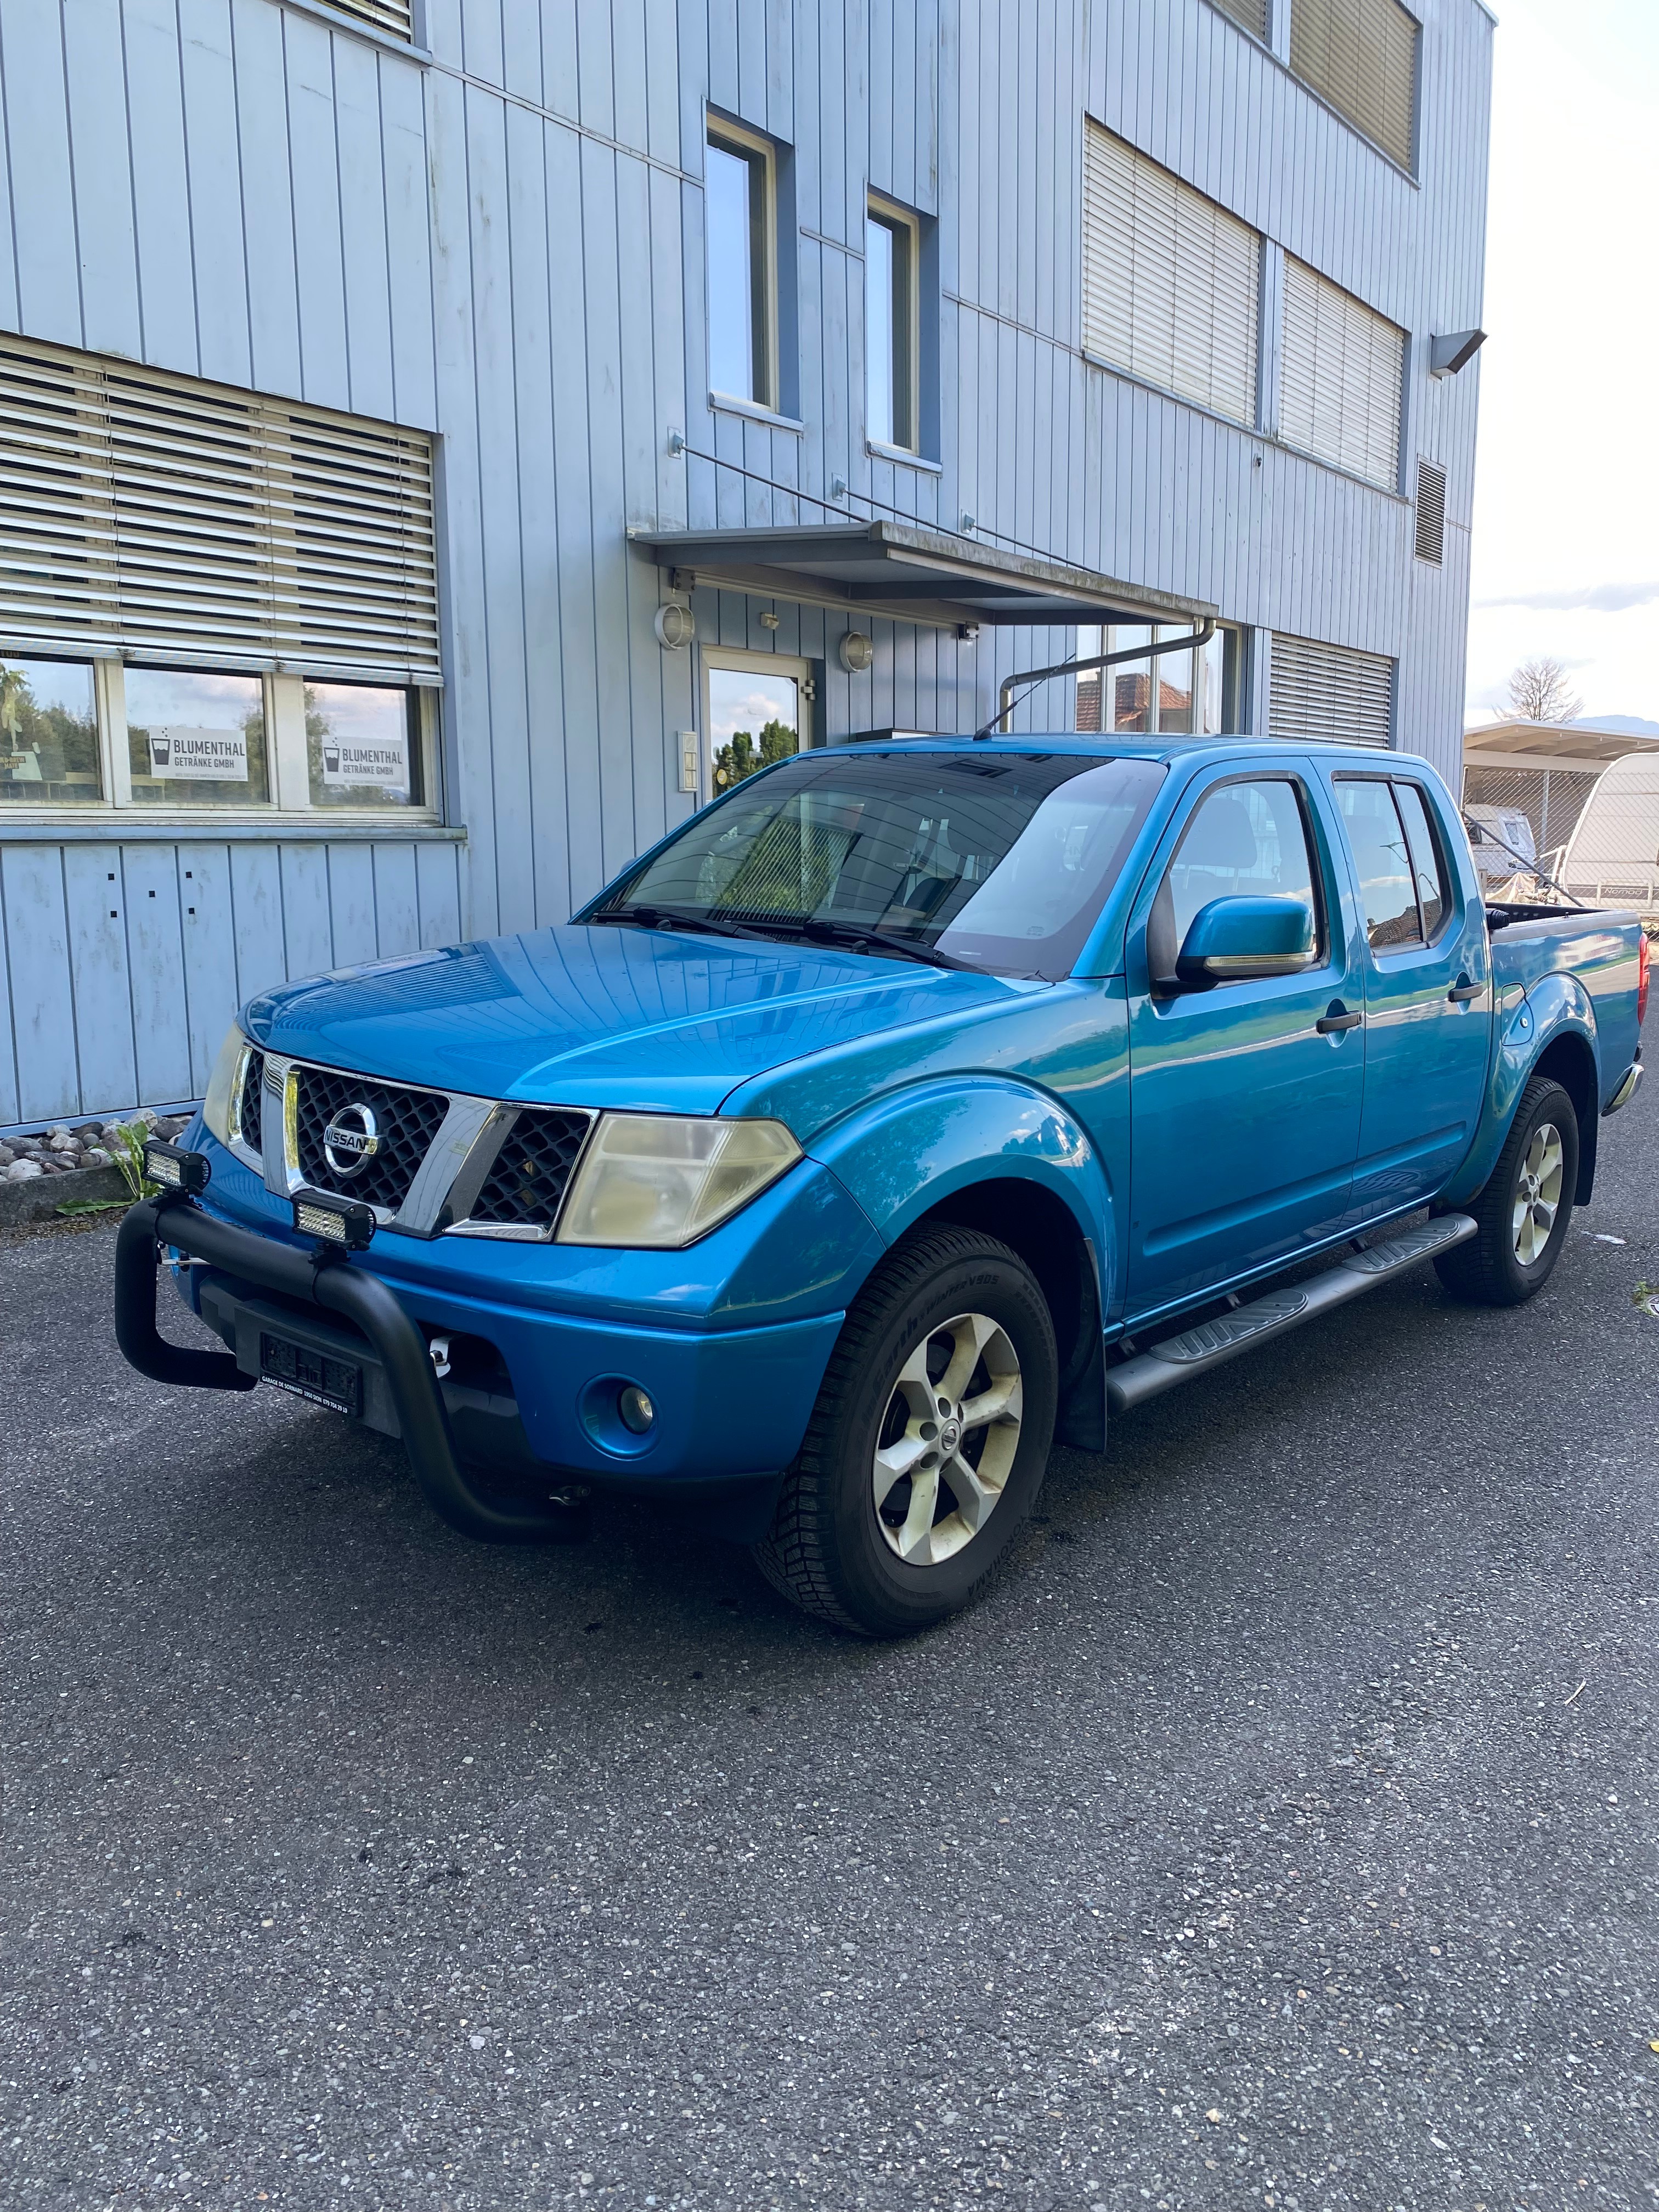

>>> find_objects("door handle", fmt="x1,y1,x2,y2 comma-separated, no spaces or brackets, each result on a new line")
1448,978,1483,1003
1316,1005,1363,1034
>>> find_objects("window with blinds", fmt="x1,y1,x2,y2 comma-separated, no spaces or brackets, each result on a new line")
1278,256,1404,492
1289,0,1419,172
1270,632,1394,747
0,335,439,686
1082,121,1261,429
1414,458,1446,565
1210,0,1268,37
330,0,414,40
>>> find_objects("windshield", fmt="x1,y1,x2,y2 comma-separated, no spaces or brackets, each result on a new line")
586,749,1165,979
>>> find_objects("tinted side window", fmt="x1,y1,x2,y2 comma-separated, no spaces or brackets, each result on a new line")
1336,779,1420,949
1150,778,1320,979
1391,782,1448,937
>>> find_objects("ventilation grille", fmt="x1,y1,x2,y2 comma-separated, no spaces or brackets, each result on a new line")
1279,256,1404,492
1211,0,1268,35
0,334,439,682
466,1109,594,1233
1414,459,1447,566
330,0,414,37
1270,632,1394,748
294,1067,448,1215
1082,121,1261,429
238,1050,266,1156
1289,0,1418,171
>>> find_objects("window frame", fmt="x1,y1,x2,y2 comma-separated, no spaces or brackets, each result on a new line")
866,194,922,454
1148,770,1330,990
0,651,442,826
705,116,780,414
1331,772,1454,953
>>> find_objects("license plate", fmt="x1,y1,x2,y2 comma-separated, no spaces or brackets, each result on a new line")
258,1330,362,1417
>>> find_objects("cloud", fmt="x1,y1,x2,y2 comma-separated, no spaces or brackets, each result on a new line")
1475,581,1659,614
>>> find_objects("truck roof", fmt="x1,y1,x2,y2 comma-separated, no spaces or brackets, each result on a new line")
845,731,1417,772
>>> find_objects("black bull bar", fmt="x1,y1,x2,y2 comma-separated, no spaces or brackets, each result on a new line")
114,1192,582,1543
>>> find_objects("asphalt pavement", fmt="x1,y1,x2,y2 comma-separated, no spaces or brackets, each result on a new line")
3,1082,1658,2212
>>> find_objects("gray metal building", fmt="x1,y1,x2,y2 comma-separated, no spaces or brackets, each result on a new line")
0,0,1493,1124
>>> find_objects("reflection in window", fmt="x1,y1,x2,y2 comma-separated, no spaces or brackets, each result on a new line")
1392,781,1447,936
707,127,772,407
1335,778,1421,947
1164,779,1318,947
1075,625,1238,737
0,657,100,804
867,203,917,450
708,667,799,792
126,668,268,806
306,683,420,809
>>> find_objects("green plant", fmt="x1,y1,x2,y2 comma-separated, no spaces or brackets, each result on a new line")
109,1122,159,1203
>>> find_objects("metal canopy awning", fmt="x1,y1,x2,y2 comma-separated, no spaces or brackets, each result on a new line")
629,520,1215,632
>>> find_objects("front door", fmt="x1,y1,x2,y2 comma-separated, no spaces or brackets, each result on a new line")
1125,768,1367,1321
701,650,810,803
1327,772,1493,1216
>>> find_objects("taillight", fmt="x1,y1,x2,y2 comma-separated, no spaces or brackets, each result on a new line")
1640,932,1651,1028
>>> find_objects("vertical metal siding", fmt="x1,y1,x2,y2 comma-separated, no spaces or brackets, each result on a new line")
0,0,1491,1116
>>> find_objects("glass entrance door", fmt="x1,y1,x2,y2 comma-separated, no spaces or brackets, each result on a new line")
702,650,809,801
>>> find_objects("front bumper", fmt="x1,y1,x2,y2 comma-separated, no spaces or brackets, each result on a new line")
117,1188,844,1545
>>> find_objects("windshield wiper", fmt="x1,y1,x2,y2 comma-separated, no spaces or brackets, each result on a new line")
781,917,983,972
591,903,775,944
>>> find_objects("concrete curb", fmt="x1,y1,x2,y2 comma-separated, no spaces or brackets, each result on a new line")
0,1164,131,1228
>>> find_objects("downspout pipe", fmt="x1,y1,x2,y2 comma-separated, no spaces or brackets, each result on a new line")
976,619,1217,740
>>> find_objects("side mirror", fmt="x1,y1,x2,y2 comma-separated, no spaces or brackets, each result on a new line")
1174,895,1317,985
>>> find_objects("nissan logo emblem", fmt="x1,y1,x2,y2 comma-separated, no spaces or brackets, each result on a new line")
322,1103,380,1177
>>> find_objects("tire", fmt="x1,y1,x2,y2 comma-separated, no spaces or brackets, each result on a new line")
754,1227,1058,1637
1433,1075,1579,1307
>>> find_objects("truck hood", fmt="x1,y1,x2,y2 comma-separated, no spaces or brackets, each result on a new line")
242,923,1035,1117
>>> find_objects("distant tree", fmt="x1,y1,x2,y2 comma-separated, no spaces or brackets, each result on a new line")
1507,656,1583,725
713,718,798,789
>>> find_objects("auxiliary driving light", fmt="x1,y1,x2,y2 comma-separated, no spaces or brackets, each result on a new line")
145,1139,211,1196
292,1188,376,1251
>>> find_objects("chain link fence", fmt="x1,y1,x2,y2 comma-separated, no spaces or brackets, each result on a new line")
1463,755,1659,916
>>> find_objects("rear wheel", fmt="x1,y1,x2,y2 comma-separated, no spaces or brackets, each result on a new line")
754,1227,1058,1637
1434,1075,1579,1306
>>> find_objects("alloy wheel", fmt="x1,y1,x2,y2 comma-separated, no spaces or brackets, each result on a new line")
1512,1120,1564,1265
871,1311,1023,1566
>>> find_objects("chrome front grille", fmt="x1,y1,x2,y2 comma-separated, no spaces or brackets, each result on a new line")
292,1064,449,1214
249,1049,595,1240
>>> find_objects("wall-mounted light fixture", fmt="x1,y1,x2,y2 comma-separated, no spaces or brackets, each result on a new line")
1430,329,1486,378
839,632,875,675
654,603,696,650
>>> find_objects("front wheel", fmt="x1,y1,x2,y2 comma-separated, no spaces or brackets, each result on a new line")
1434,1075,1579,1307
754,1227,1058,1637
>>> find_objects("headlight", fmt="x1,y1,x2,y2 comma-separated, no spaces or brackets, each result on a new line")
555,1114,802,1248
201,1024,250,1148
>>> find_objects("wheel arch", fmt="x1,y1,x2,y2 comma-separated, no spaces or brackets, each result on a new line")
1532,1028,1599,1204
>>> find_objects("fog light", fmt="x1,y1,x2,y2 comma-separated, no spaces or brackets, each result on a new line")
145,1139,211,1196
292,1189,376,1251
618,1384,655,1435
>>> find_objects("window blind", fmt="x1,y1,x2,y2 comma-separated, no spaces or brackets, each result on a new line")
1211,0,1268,37
1289,0,1418,171
0,335,440,685
1270,632,1393,747
1278,256,1404,492
1082,121,1261,429
330,0,414,40
1414,458,1446,566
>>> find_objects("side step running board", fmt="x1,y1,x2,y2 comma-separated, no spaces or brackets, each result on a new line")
1105,1214,1478,1414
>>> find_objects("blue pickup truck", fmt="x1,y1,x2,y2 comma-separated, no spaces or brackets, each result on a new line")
117,734,1647,1636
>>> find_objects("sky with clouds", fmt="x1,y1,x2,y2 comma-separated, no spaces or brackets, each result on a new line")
1466,0,1659,725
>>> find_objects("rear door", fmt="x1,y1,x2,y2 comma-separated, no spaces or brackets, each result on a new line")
1328,772,1492,1216
1124,766,1366,1320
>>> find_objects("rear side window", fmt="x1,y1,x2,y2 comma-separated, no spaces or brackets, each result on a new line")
1392,782,1448,937
1334,776,1454,949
